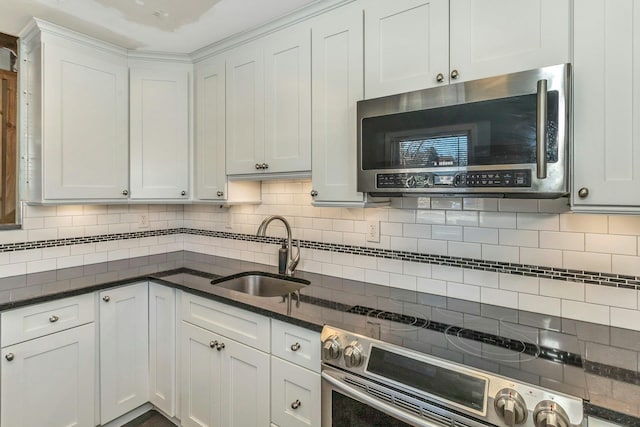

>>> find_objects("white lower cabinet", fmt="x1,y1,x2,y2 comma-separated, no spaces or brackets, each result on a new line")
99,282,150,424
271,357,321,427
1,323,96,427
149,282,177,417
180,321,270,427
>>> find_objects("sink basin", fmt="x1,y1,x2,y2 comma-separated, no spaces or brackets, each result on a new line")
211,271,309,297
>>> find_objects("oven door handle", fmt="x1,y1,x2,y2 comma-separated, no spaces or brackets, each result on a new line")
321,370,440,427
536,78,548,179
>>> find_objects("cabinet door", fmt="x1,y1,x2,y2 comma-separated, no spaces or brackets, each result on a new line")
195,57,227,200
130,66,190,199
364,0,449,98
1,323,95,427
180,321,222,427
271,357,321,427
43,40,129,199
220,338,270,427
449,0,570,83
572,0,640,211
99,282,149,424
263,23,311,173
149,283,176,417
226,42,265,175
311,4,365,203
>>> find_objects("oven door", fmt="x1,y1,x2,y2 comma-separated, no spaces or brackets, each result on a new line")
321,366,444,427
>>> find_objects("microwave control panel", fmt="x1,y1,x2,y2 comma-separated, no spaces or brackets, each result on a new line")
376,170,531,189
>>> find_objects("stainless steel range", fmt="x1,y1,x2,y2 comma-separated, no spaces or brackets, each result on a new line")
321,325,585,427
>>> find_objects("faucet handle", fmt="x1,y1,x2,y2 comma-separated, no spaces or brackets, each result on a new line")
288,239,301,273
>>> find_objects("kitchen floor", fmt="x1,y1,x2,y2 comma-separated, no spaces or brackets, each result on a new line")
122,410,175,427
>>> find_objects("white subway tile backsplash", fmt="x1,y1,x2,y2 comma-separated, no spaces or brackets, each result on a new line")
586,234,637,255
517,213,559,231
499,229,538,248
609,215,640,235
499,273,539,294
447,282,480,302
519,294,561,316
612,255,640,276
417,277,447,295
365,269,390,286
28,229,59,242
417,239,448,255
481,288,518,308
539,278,584,301
520,248,563,268
431,198,462,210
539,231,584,251
27,259,58,274
446,211,479,226
432,225,463,241
403,223,431,238
448,241,481,259
563,251,611,273
403,261,431,278
342,266,365,282
479,212,517,229
390,274,417,291
481,244,520,263
463,269,499,288
463,198,498,211
432,265,463,282
416,210,446,225
388,208,416,223
332,219,354,233
380,222,403,237
586,284,637,309
389,236,418,252
377,258,403,274
463,227,498,244
562,300,610,324
560,213,608,233
610,307,640,329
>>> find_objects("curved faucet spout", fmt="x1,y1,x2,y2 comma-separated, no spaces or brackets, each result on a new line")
256,215,300,276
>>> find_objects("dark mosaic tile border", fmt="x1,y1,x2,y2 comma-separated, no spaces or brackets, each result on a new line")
584,403,640,427
347,305,584,368
1,227,639,291
585,360,640,386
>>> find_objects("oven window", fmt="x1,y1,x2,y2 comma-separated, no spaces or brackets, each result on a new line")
332,392,412,427
361,91,559,170
367,347,486,412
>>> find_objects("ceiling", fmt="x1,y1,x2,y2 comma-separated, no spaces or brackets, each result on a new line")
0,0,320,53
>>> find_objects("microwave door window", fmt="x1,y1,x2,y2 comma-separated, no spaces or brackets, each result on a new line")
360,91,559,170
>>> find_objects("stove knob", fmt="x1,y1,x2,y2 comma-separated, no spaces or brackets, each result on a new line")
343,342,364,368
533,401,570,427
494,389,527,426
322,335,341,360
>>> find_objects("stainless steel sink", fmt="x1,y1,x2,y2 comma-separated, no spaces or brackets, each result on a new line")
211,271,309,297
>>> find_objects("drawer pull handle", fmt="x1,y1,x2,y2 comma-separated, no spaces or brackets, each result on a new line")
290,342,301,352
291,400,301,410
5,353,14,361
49,315,59,323
102,296,110,302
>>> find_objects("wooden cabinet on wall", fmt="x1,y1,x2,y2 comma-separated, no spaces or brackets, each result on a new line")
129,58,191,200
364,0,570,99
225,22,311,177
20,19,130,202
572,0,640,213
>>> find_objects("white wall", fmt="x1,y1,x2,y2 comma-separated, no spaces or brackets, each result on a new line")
0,180,639,329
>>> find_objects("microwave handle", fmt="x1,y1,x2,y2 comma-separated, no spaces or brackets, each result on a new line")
536,79,548,179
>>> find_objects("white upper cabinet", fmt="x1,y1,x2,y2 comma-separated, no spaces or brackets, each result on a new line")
364,0,449,98
20,20,129,202
364,0,570,98
572,0,640,213
226,23,311,176
449,0,570,83
310,3,366,204
129,61,190,200
195,57,227,200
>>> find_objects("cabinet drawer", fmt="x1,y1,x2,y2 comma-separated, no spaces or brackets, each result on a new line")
271,356,321,427
271,319,320,373
181,292,270,352
1,293,95,347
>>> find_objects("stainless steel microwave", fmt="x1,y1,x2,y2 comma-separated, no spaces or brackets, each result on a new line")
357,64,571,198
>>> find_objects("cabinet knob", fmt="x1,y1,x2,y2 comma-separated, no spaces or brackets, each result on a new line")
5,353,14,361
122,189,129,196
310,190,318,197
261,163,268,170
578,187,589,198
49,315,59,323
291,400,301,410
450,69,459,79
216,342,225,351
210,340,218,348
255,163,261,170
436,73,445,83
181,190,187,196
102,295,110,302
290,342,301,352
217,191,224,197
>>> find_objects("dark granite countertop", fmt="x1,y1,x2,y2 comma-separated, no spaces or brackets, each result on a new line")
0,250,637,425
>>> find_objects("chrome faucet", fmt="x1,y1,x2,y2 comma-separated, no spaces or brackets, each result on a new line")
256,215,300,276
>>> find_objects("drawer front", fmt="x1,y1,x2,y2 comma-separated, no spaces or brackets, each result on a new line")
271,319,320,372
1,292,95,347
181,292,270,352
271,357,321,427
